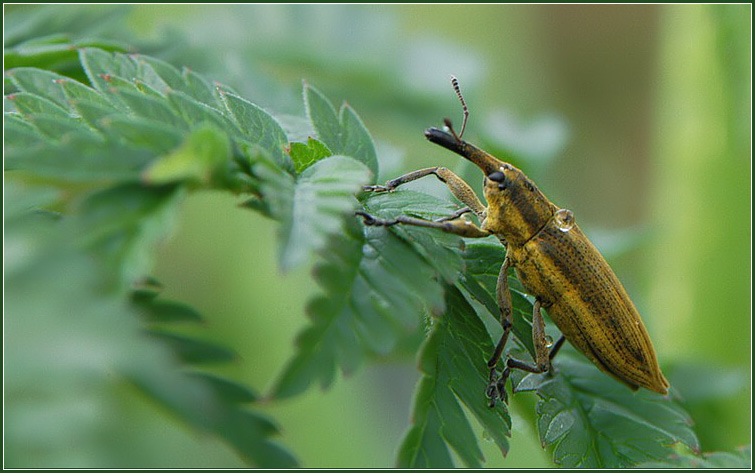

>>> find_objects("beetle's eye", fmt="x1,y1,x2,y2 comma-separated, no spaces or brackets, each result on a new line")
488,171,505,182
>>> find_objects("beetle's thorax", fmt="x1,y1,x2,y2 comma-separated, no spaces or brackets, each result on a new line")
481,164,556,247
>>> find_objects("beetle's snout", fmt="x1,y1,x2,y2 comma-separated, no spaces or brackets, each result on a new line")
424,128,504,175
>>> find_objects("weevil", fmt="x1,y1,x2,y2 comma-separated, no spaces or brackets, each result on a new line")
358,76,669,407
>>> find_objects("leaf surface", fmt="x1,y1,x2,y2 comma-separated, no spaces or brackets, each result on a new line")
304,83,378,180
397,285,511,468
516,348,700,468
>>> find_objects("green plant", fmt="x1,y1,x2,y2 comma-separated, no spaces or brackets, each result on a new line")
4,5,750,469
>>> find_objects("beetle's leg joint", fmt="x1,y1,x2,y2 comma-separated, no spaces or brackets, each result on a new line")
435,206,472,222
362,184,391,193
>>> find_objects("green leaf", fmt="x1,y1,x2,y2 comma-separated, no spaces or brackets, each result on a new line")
515,347,700,468
110,87,188,129
167,89,236,131
220,91,291,170
59,76,116,109
130,275,164,300
4,133,153,181
278,114,316,143
4,5,132,49
6,67,70,109
271,184,475,400
2,180,60,224
79,47,173,102
361,190,465,284
288,137,332,173
3,6,134,74
135,299,205,324
303,82,378,180
79,47,137,94
76,183,184,289
6,91,70,117
182,67,219,106
70,99,118,128
3,113,44,148
149,331,236,364
211,410,297,468
142,124,230,186
339,103,378,178
303,82,340,148
24,114,93,141
397,285,511,468
188,372,260,404
272,216,446,398
637,445,751,469
101,115,184,153
5,42,82,71
254,153,371,271
130,54,181,94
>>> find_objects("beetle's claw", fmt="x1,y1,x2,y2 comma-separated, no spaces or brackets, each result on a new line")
498,379,509,404
485,368,510,408
355,211,376,225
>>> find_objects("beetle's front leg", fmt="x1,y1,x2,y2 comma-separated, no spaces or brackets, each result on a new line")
363,166,486,217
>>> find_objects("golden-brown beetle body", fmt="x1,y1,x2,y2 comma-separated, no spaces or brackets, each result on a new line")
479,151,669,394
480,163,668,393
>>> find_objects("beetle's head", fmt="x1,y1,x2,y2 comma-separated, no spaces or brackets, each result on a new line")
425,127,541,203
481,162,538,203
425,126,555,242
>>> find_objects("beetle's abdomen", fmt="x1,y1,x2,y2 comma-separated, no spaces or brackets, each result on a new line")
510,220,669,394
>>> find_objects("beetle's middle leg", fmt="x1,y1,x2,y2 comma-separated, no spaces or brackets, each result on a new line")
356,211,490,238
485,257,513,406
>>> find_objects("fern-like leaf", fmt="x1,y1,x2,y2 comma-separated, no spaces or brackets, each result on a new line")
397,285,511,468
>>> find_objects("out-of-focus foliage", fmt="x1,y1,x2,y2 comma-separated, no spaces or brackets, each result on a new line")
648,4,751,454
4,182,296,468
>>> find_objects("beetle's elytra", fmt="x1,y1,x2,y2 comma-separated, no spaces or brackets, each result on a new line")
358,77,669,406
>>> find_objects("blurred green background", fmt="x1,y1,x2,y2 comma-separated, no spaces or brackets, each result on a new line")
5,4,750,468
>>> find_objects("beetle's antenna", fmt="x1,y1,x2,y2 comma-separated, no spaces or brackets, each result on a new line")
450,75,468,139
443,117,460,143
